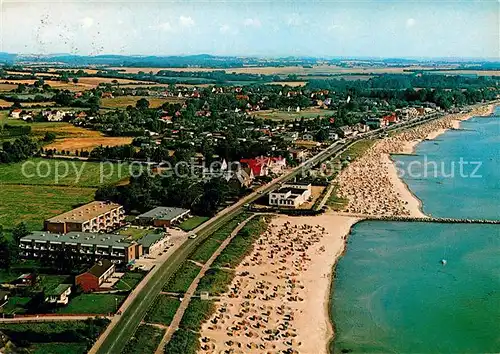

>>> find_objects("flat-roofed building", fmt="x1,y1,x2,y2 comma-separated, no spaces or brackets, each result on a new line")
76,260,115,292
44,201,125,234
19,231,142,265
138,232,168,255
137,207,190,228
269,183,312,208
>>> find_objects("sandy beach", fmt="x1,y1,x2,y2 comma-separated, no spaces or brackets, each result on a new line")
198,213,358,354
196,103,496,354
336,103,496,217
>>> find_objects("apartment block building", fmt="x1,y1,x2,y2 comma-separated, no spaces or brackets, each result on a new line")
44,201,125,234
19,231,143,265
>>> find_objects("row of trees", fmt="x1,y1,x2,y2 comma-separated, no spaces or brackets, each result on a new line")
0,136,39,163
96,173,242,217
0,223,30,269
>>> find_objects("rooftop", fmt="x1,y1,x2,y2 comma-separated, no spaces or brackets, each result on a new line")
138,232,166,248
138,207,190,221
87,260,114,278
46,201,123,224
22,231,133,248
46,284,72,296
273,187,309,195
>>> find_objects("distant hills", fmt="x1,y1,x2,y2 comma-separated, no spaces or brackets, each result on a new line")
0,52,498,69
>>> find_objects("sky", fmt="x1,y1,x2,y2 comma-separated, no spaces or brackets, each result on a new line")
0,0,498,59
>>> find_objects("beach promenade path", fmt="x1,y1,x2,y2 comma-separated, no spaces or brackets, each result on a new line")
154,214,257,354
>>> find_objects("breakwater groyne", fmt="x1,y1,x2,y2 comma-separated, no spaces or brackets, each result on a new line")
364,215,500,224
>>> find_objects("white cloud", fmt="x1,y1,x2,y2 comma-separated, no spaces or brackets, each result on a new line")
243,18,261,28
79,17,94,29
179,15,195,28
406,18,416,28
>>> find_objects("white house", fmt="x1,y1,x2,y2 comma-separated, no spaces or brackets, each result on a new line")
45,284,72,305
269,183,312,208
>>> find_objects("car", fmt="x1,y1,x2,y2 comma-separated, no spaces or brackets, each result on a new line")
189,234,198,239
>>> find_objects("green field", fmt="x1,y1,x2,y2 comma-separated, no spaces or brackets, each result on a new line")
30,342,88,354
123,324,165,354
196,268,234,295
145,295,180,326
188,213,249,263
163,261,201,293
252,108,336,121
326,184,349,211
56,294,125,315
0,184,95,230
1,296,30,315
178,216,209,231
179,298,215,332
338,139,375,162
118,227,150,241
164,328,199,354
0,157,132,187
114,272,145,291
212,215,268,269
0,319,109,353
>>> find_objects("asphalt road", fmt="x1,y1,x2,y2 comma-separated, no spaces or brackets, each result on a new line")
91,110,451,354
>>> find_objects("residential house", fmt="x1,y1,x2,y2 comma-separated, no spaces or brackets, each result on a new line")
45,284,72,305
11,273,38,287
75,260,116,293
366,117,387,129
354,123,370,133
9,109,22,119
43,110,66,122
383,113,399,125
328,131,339,141
338,125,354,138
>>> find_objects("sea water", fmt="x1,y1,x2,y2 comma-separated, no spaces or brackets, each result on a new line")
331,108,500,353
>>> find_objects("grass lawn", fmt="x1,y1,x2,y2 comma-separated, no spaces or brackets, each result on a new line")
164,328,199,354
0,270,19,283
118,226,150,241
56,294,126,315
338,139,375,162
189,213,250,264
251,108,336,121
178,216,209,231
163,261,201,293
179,299,215,332
196,268,235,296
123,324,165,354
0,158,133,187
0,184,95,230
30,342,88,354
1,296,30,315
114,272,145,291
101,96,184,109
326,184,349,211
144,295,180,326
40,274,72,292
0,319,109,353
212,216,268,269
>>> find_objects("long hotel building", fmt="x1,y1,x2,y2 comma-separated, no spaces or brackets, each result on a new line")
44,201,125,234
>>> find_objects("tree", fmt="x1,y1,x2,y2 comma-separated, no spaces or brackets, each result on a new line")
0,228,16,270
72,77,79,84
43,131,56,142
12,222,29,244
136,98,150,110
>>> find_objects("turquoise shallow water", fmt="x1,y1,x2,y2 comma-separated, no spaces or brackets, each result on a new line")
331,108,500,353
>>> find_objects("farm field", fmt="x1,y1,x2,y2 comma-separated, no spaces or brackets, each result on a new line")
251,107,335,121
267,81,307,87
46,136,133,152
0,319,110,354
0,83,20,91
0,184,95,230
0,158,133,187
108,64,456,76
101,95,185,109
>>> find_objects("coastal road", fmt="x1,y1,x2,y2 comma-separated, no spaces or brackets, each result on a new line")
154,214,257,353
91,142,345,354
91,110,454,354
